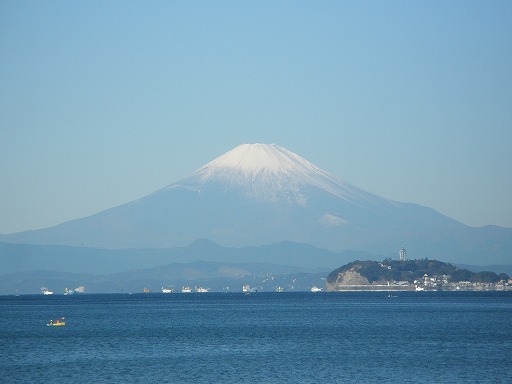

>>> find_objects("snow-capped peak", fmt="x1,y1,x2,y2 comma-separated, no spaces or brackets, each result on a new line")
172,143,378,205
202,143,318,174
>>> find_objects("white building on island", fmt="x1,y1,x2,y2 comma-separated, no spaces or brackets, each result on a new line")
399,246,407,261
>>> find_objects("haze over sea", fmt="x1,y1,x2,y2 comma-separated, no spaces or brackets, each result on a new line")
2,292,511,383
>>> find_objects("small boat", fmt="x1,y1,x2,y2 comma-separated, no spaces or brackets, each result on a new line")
181,286,193,293
49,321,65,326
242,284,257,293
64,286,85,295
195,287,210,293
41,287,54,295
275,286,285,292
47,317,66,326
74,286,85,294
310,286,323,292
143,287,151,293
161,287,174,293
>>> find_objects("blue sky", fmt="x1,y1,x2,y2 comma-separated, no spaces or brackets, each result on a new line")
1,1,511,234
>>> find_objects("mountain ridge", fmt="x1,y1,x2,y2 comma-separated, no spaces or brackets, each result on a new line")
1,143,511,264
0,239,353,275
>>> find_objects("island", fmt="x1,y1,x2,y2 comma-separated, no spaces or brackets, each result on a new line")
326,258,511,292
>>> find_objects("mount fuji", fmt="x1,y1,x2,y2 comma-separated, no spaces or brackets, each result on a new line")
2,143,511,264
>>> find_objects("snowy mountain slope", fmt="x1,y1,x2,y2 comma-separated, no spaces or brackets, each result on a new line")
175,143,383,205
1,143,511,264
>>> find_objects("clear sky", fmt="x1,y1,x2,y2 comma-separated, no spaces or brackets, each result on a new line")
1,1,511,234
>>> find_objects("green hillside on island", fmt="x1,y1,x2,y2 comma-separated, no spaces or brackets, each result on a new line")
327,259,510,292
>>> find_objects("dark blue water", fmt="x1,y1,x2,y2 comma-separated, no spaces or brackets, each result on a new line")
1,292,511,383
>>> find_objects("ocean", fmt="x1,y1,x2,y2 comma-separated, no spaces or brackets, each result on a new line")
1,292,511,383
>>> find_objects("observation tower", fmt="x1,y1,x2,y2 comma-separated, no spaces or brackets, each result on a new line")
399,246,407,261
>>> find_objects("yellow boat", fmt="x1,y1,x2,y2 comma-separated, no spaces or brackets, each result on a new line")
49,322,65,326
47,317,66,326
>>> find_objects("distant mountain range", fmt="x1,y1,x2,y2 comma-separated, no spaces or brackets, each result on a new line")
2,239,511,295
0,239,369,275
1,239,340,294
0,259,327,295
1,143,511,266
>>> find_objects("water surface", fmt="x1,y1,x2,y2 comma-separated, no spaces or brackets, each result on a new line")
1,292,511,383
